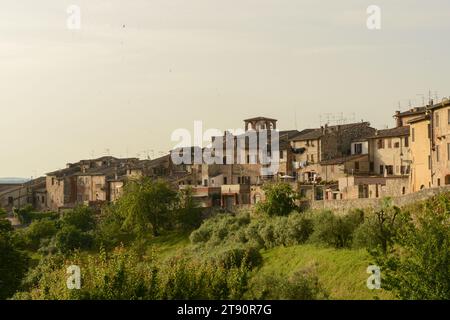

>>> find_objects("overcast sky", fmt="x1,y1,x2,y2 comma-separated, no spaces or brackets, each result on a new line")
1,0,450,178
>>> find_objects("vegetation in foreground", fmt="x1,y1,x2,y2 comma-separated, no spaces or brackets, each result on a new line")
0,180,448,300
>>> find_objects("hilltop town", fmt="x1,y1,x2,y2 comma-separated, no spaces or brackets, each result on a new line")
2,98,450,214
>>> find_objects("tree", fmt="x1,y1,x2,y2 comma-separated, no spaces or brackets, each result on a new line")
61,205,96,232
55,225,93,253
256,182,298,216
23,218,58,250
0,219,29,299
176,187,202,231
374,194,450,299
116,178,178,236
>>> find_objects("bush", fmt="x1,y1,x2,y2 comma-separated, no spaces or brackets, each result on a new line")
61,206,96,232
373,194,450,299
353,199,405,252
190,212,314,250
213,245,262,269
0,219,29,299
22,219,58,250
15,247,250,300
55,225,93,253
310,210,363,248
256,182,298,216
248,266,328,300
286,213,314,245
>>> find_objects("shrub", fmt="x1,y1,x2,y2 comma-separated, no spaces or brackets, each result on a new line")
61,206,96,232
15,247,250,300
373,193,450,299
256,182,298,216
23,219,58,250
248,266,328,300
55,225,93,253
286,213,314,245
353,199,405,252
213,245,262,269
13,206,58,224
310,210,363,248
0,219,29,299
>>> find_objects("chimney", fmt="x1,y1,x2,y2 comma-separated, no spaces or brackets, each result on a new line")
394,111,402,127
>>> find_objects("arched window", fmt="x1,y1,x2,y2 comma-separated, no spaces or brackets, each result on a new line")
420,185,425,190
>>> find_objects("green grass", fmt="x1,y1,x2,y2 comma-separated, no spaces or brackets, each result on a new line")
258,244,395,300
144,233,396,299
146,232,191,260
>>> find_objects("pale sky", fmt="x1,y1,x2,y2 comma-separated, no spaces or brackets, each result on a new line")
1,0,450,178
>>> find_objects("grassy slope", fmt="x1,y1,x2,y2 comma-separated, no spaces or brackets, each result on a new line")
259,244,395,300
146,232,191,260
142,232,395,299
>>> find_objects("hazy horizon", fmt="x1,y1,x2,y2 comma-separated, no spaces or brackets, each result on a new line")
1,0,450,178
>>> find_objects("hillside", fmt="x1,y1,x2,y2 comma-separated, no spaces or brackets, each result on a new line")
145,233,394,300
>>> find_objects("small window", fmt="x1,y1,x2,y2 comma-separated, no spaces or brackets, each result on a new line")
404,136,409,147
436,145,440,162
377,139,384,149
448,143,450,161
394,142,400,148
386,165,394,175
435,112,440,127
446,175,450,185
280,150,284,159
412,128,415,142
8,197,13,205
223,177,228,185
448,109,450,125
354,161,360,171
203,179,208,186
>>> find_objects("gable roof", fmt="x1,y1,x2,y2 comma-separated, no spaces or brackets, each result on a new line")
367,126,410,139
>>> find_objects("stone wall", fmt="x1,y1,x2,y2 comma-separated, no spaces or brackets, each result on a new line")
308,185,450,213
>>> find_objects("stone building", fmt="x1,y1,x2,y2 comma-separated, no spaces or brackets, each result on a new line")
428,98,450,187
408,114,432,192
46,156,139,211
289,122,376,183
0,177,46,212
367,126,411,177
394,107,427,127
